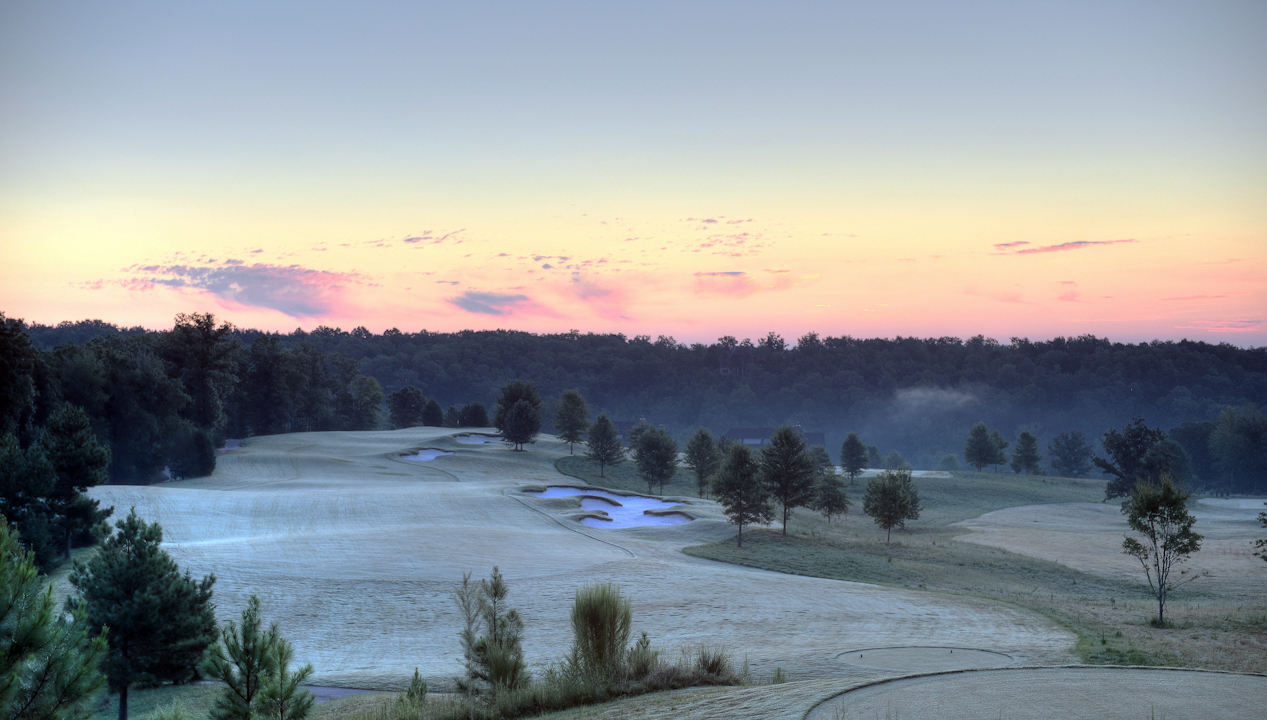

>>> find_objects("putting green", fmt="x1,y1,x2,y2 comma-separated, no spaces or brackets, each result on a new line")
807,667,1267,720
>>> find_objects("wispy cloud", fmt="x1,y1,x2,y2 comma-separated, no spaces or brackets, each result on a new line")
693,271,817,298
1174,319,1262,333
119,263,364,317
448,290,557,317
404,229,466,245
994,241,1031,249
1163,295,1226,301
997,239,1138,256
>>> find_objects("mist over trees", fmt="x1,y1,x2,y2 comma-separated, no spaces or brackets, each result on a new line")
12,316,1267,492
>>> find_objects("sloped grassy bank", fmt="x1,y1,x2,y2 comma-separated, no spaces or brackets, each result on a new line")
683,471,1267,675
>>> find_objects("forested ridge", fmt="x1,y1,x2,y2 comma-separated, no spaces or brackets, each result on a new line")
9,315,1267,491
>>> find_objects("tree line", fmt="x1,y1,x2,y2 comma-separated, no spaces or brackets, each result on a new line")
19,317,1267,489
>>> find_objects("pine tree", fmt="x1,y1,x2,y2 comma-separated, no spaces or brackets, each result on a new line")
553,390,590,454
0,435,60,572
585,415,624,478
256,639,314,720
455,567,527,702
1048,430,1094,477
1,522,107,720
760,426,817,535
631,426,678,495
69,510,216,720
35,404,112,561
421,399,444,428
683,428,721,499
1010,431,1044,475
963,422,995,472
712,444,773,547
202,596,280,720
839,433,868,482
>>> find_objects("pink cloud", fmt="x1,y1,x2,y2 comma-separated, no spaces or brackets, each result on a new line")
1010,239,1138,255
693,271,816,298
994,241,1031,249
448,290,559,318
1173,319,1262,333
117,263,364,318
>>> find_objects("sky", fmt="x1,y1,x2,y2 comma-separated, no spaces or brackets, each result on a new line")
2,1,1264,346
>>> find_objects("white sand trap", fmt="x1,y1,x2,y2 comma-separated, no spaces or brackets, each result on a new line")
836,646,1012,673
82,428,1076,689
857,469,951,478
454,434,500,444
401,449,454,461
808,667,1267,720
528,487,692,528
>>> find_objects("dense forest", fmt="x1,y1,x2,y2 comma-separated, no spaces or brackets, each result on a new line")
6,313,1267,495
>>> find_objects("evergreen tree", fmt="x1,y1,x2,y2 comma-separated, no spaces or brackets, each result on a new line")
386,386,427,429
1009,431,1043,475
631,426,678,495
1,522,107,720
457,402,490,428
493,381,542,435
255,638,313,720
500,401,541,451
36,405,111,561
68,510,217,720
202,595,280,720
421,399,444,428
553,390,590,454
0,435,60,572
712,444,773,547
456,567,527,701
683,428,721,499
812,474,850,523
988,430,1009,472
862,469,921,544
760,426,817,536
0,313,38,439
161,313,241,435
1047,430,1094,477
443,406,461,428
839,433,868,482
585,415,624,478
963,422,995,471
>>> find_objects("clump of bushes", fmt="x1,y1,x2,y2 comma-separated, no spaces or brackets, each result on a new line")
357,573,742,720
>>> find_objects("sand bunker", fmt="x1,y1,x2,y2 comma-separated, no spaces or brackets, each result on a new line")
454,434,500,445
808,667,1267,720
836,646,1012,673
401,449,454,461
528,487,692,528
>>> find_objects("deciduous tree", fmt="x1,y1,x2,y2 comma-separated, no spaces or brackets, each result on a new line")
1209,404,1267,495
683,428,721,499
812,474,849,523
500,401,541,451
585,415,624,478
493,381,542,434
989,430,1009,472
553,390,590,455
712,444,773,547
631,426,678,495
1121,476,1203,626
69,510,217,720
421,399,444,428
1097,419,1168,499
863,469,921,544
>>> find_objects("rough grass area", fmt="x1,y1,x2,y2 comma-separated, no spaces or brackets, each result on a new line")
88,683,221,720
684,471,1267,675
554,455,703,498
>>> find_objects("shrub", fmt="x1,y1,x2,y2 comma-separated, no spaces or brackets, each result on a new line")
627,632,659,680
568,583,632,682
693,645,732,677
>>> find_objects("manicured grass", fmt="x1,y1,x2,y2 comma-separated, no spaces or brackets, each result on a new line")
683,471,1267,675
554,455,705,498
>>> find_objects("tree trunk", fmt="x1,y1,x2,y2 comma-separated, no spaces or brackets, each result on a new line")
117,685,128,720
886,526,891,544
737,522,743,548
782,505,789,535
